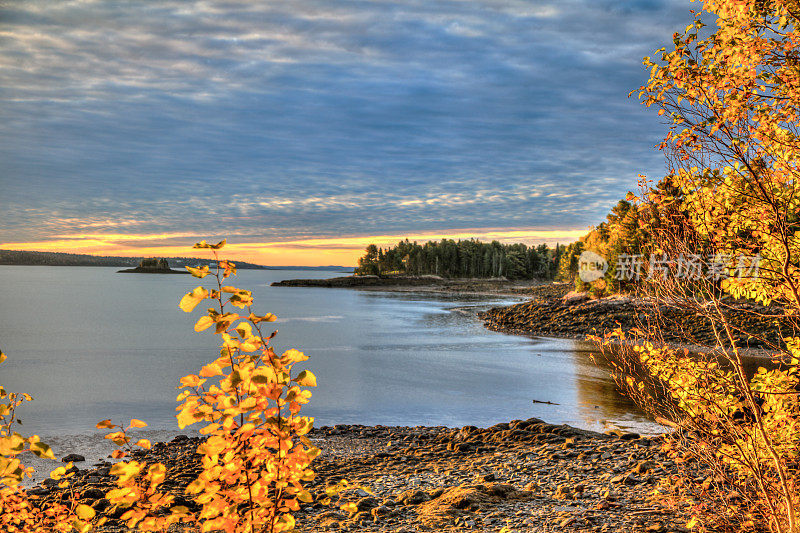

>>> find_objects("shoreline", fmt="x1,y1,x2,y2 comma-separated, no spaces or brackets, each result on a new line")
271,275,555,298
478,286,787,361
27,420,696,532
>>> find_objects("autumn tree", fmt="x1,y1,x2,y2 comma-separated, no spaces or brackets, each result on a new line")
601,1,800,531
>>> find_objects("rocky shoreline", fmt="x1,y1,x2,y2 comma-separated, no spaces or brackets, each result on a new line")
479,284,793,353
28,420,697,532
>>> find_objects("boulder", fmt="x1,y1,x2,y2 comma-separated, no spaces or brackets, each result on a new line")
562,291,590,305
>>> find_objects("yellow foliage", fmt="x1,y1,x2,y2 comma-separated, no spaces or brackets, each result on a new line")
631,3,800,531
0,241,321,532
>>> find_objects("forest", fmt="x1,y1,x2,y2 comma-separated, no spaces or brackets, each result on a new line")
353,238,563,279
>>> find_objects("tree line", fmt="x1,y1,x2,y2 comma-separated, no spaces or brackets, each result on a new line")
354,238,563,279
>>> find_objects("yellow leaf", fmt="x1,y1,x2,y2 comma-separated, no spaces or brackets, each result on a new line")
186,265,210,278
135,439,151,450
104,431,130,446
186,479,205,494
199,363,223,377
75,504,95,520
340,502,357,514
179,375,203,388
194,316,214,332
128,419,147,428
283,349,309,363
235,322,252,339
176,409,198,430
50,466,67,480
110,461,142,483
249,312,277,323
179,287,209,313
294,370,317,387
29,441,55,460
96,419,115,429
0,351,6,364
276,514,295,531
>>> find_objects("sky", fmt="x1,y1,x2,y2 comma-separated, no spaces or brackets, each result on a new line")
0,0,692,266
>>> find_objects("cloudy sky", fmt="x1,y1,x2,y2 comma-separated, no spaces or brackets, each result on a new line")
0,0,691,265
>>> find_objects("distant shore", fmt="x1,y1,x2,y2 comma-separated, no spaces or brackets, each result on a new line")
271,274,552,297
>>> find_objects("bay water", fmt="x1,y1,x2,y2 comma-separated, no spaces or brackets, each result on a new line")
0,265,657,481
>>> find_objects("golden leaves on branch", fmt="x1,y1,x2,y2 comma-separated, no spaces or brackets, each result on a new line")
193,239,226,250
0,241,321,532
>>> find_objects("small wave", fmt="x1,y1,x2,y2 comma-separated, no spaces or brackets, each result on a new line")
276,315,345,323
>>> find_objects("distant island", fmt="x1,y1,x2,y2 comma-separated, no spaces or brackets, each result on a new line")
0,249,353,272
118,257,186,274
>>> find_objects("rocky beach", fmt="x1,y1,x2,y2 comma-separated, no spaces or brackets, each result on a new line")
479,284,794,353
29,420,697,533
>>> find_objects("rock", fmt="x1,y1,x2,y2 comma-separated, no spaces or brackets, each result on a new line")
62,453,85,463
24,419,697,533
398,489,431,505
554,485,574,500
355,497,380,512
562,291,589,305
80,488,105,500
352,511,373,523
611,473,644,485
486,483,516,498
91,498,111,512
633,460,657,474
370,505,392,518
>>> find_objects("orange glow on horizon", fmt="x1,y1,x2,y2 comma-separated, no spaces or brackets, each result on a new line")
1,228,586,267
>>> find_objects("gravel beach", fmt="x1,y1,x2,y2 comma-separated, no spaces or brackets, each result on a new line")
24,420,700,533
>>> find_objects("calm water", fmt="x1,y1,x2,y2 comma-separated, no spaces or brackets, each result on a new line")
0,266,657,477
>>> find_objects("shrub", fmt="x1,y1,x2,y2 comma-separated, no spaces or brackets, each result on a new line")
0,239,321,533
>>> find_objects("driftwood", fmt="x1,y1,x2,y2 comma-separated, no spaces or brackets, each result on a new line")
531,399,560,405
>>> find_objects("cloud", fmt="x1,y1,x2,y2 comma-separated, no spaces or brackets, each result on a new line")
0,0,691,258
